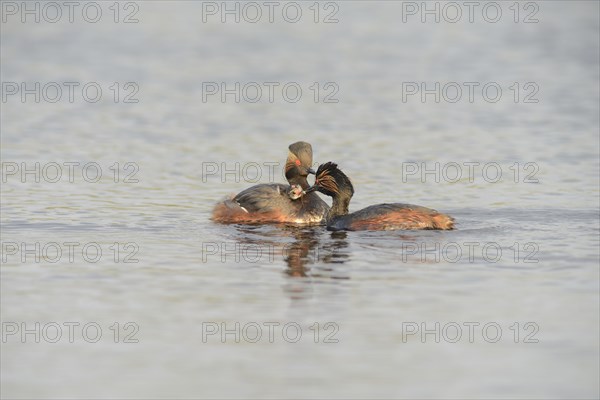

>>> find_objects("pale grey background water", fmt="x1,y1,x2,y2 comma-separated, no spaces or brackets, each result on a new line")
1,1,599,399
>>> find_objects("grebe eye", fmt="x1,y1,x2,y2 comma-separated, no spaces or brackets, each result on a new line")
295,159,301,166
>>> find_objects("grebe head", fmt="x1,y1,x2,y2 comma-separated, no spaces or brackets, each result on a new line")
285,142,316,184
305,162,354,199
288,184,304,200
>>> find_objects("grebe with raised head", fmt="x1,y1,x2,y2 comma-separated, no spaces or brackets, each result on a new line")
211,142,329,224
299,162,454,231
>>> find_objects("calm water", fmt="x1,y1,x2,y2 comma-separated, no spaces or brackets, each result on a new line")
1,1,599,399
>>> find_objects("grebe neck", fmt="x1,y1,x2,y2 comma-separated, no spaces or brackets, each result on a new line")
328,194,350,220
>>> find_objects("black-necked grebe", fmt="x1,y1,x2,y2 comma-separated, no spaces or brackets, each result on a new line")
302,162,455,231
211,142,329,224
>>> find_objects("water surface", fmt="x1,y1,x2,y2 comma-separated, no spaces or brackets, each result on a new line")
1,2,599,398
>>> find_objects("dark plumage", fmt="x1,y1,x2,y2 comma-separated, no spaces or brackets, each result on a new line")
211,142,329,224
305,162,455,231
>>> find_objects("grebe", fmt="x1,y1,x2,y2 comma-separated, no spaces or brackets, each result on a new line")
301,162,454,231
211,142,329,224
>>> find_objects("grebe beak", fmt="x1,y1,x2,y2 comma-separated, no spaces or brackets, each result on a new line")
307,167,316,175
303,185,317,194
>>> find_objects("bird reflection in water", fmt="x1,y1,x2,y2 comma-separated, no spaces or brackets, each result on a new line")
227,225,350,279
284,229,350,278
